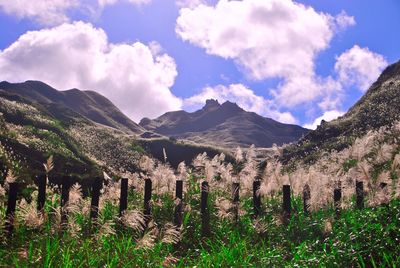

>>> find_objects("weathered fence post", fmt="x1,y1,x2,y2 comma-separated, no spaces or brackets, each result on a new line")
60,176,71,228
144,179,152,222
282,185,291,222
356,181,364,209
303,184,311,215
201,181,210,236
5,182,18,236
334,187,342,218
174,180,183,227
119,178,128,217
253,180,261,218
37,174,47,212
232,182,240,222
90,177,102,220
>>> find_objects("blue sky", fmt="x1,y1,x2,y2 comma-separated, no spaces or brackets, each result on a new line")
0,0,399,129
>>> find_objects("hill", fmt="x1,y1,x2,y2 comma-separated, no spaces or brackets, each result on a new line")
282,59,400,164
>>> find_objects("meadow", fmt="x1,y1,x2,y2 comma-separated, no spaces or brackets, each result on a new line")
1,121,400,267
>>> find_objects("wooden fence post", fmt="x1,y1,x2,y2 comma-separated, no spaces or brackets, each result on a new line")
253,180,261,218
174,180,183,227
232,182,240,222
144,179,152,222
5,182,18,236
356,181,364,209
334,187,342,218
60,176,71,228
201,181,210,236
119,178,128,217
90,177,102,220
282,185,291,222
303,184,311,215
37,174,47,212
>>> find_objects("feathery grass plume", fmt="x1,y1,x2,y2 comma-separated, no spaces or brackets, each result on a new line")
5,169,17,183
391,154,400,171
177,161,188,182
97,219,116,239
17,198,45,228
215,197,233,220
204,161,214,182
69,183,83,205
139,155,155,175
0,184,5,197
161,223,182,244
253,218,268,235
323,218,333,234
234,146,243,163
68,218,81,238
100,179,120,208
193,152,208,176
121,209,146,233
350,131,375,161
43,155,54,176
49,205,62,233
162,255,179,268
136,221,158,249
152,163,176,194
271,143,283,158
260,160,282,197
375,143,395,164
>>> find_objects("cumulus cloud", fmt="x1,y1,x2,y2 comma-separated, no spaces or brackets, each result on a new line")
0,0,79,26
334,10,356,30
184,84,297,124
176,0,207,8
303,110,344,130
0,21,181,122
335,45,388,92
0,0,152,25
176,0,355,109
98,0,151,8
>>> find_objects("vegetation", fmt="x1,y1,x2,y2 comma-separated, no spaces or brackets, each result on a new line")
0,176,398,267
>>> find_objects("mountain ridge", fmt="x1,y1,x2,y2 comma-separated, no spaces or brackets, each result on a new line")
140,98,310,148
282,59,400,163
0,80,144,134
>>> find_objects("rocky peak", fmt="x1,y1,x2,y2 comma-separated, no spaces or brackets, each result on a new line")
203,99,220,110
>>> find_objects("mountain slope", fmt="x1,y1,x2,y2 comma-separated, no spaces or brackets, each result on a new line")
282,59,400,163
0,80,144,134
140,99,309,148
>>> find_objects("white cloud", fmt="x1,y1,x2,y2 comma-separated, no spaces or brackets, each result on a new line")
303,110,344,130
98,0,151,8
176,0,207,8
0,0,79,26
176,0,355,108
0,0,152,25
0,21,182,122
334,10,356,30
335,45,388,92
184,84,297,124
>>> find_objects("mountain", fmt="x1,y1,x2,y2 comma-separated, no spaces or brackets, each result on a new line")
0,81,232,182
282,59,400,163
139,99,309,148
0,80,144,134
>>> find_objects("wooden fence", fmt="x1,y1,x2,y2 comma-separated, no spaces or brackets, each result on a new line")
2,175,366,237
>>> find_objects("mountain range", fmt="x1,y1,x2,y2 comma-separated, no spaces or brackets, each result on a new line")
1,58,399,178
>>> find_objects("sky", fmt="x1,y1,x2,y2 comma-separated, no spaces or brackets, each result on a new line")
0,0,399,129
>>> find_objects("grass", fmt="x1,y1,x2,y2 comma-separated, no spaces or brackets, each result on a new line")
0,178,399,267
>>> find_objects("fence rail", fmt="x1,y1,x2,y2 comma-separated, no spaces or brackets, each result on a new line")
2,174,367,238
